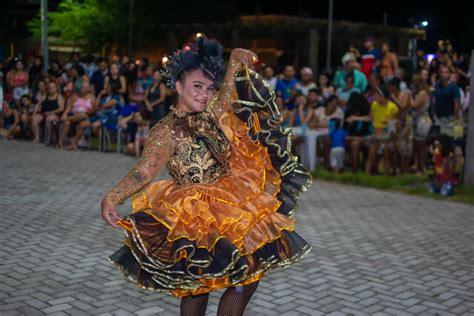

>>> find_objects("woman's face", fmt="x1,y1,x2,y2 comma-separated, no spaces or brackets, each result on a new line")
48,82,58,95
110,64,119,75
327,99,338,112
153,71,162,83
38,81,46,92
80,82,90,95
319,74,328,86
16,61,23,70
175,69,216,112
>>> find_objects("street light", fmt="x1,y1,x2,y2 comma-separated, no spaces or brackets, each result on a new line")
420,20,428,28
411,20,429,70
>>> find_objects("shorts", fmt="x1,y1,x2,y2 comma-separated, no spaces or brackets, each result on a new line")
330,147,345,170
89,109,117,127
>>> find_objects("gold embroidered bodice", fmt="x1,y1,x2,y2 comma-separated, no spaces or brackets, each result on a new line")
104,61,236,206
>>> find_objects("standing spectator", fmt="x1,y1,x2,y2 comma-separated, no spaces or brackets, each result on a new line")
336,73,360,110
360,36,382,79
29,56,44,95
262,66,277,90
329,118,347,172
318,72,335,103
365,74,383,103
276,65,300,110
432,63,461,137
313,95,344,169
144,70,167,128
138,65,154,91
380,42,399,82
64,52,81,71
365,86,399,175
344,92,371,172
296,94,314,130
297,67,317,96
333,53,368,93
410,74,432,175
58,81,96,150
306,88,322,111
104,63,127,99
90,58,109,96
48,60,64,82
31,81,65,143
7,59,29,105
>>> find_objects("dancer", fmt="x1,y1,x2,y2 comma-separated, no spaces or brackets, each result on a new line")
101,36,312,315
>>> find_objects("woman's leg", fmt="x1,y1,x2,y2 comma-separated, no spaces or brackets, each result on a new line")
217,281,259,316
180,292,209,316
350,137,362,173
32,114,44,142
58,119,70,149
365,141,378,175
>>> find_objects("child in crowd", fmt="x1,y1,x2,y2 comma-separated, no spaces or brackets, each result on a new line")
329,118,347,172
431,138,456,196
134,114,150,157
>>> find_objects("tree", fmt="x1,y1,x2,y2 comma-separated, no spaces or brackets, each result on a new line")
27,0,128,52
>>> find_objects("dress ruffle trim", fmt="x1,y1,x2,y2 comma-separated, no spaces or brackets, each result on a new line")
109,212,311,297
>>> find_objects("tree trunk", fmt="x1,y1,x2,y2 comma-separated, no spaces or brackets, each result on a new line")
464,50,474,185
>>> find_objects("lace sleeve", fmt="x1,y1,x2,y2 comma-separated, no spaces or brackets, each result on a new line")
103,123,174,205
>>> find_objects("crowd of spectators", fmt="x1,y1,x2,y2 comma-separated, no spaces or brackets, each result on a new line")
0,37,470,178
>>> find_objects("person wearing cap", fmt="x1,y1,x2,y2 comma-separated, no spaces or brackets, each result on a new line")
361,36,382,79
297,67,317,96
333,53,368,93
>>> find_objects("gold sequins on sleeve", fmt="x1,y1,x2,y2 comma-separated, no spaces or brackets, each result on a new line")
103,123,174,206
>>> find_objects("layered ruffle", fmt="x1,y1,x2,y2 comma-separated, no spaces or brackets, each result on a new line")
108,69,312,297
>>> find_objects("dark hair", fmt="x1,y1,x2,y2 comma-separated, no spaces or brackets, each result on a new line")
161,36,225,88
20,94,31,101
308,88,319,95
375,84,390,98
71,63,85,77
344,72,355,81
326,94,339,105
388,77,401,89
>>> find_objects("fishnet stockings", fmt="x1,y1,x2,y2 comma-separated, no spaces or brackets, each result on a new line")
217,280,260,316
180,292,209,316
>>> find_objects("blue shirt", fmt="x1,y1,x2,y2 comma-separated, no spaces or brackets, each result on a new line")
432,82,460,118
330,128,346,148
276,78,300,110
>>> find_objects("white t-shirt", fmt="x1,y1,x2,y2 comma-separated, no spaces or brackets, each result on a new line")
314,106,344,132
299,82,317,96
264,77,277,90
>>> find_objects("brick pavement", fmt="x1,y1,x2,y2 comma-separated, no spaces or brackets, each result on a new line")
1,139,474,315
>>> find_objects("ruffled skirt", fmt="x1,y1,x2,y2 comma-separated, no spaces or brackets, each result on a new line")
109,69,312,297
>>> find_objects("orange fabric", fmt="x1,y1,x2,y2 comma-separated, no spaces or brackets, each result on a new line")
116,109,295,296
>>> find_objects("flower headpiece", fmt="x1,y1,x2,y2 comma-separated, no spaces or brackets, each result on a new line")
160,35,225,89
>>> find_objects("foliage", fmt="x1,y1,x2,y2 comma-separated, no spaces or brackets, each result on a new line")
313,167,474,206
27,0,127,51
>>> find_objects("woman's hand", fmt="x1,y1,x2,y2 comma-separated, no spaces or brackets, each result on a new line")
101,197,121,228
230,48,258,68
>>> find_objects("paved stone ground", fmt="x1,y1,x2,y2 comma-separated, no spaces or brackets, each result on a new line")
1,139,474,316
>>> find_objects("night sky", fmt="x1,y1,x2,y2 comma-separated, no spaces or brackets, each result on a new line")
236,0,473,53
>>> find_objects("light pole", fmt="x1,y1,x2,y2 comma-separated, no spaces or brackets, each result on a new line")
412,20,428,71
326,0,334,71
41,0,49,74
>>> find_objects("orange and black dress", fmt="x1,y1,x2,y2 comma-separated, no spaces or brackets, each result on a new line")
104,69,313,297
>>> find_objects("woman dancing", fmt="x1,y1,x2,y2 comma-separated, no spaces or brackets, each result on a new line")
101,36,312,316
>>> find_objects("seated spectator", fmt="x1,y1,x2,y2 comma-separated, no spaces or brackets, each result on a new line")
7,59,29,106
64,64,89,100
365,85,400,175
336,73,360,111
19,94,35,138
87,84,123,138
133,112,150,157
90,58,109,96
263,66,277,90
275,95,294,129
59,81,96,150
118,100,141,155
296,94,313,131
297,67,317,96
1,98,20,139
31,81,65,143
329,118,347,172
344,92,371,172
318,72,335,103
34,79,47,104
380,42,399,82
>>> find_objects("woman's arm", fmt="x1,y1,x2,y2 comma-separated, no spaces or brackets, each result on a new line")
207,48,257,119
119,76,127,95
102,123,174,206
52,95,65,115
